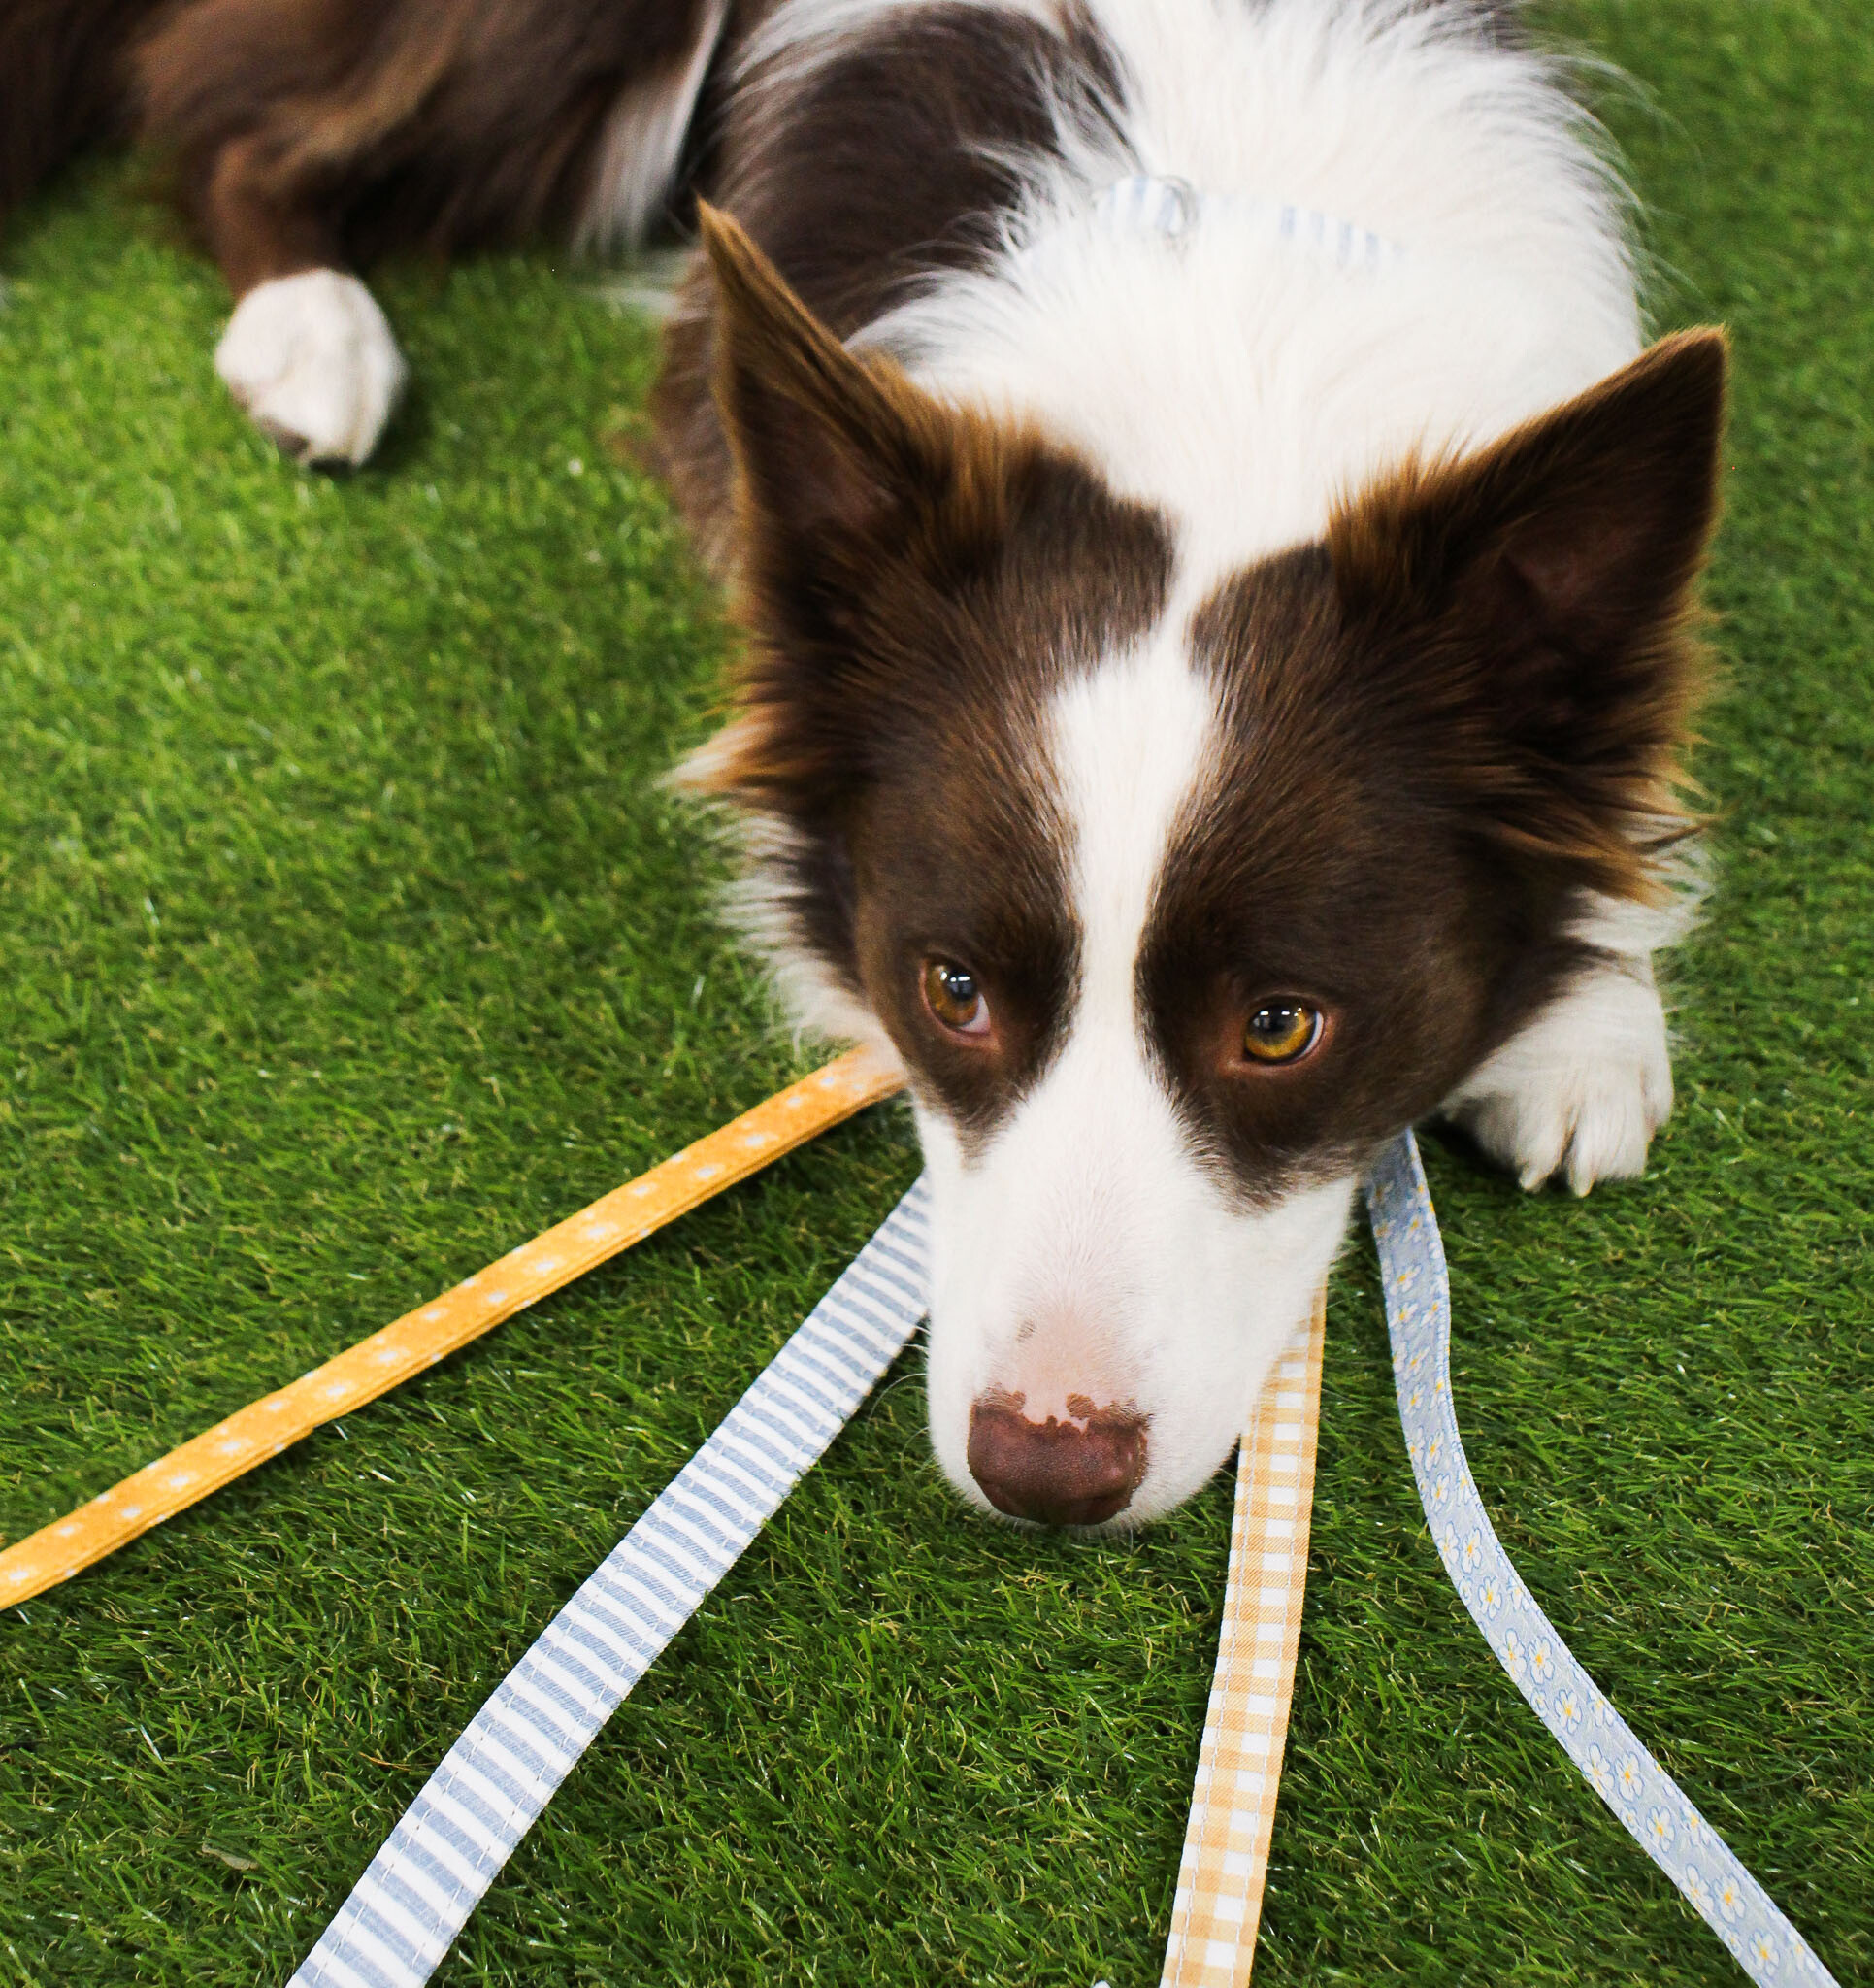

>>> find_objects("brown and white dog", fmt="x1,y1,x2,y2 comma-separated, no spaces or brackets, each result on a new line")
7,0,1726,1527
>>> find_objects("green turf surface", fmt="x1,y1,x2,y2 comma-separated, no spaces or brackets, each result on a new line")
1,3,1869,1981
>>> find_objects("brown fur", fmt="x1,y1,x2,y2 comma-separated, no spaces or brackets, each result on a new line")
650,0,1128,565
1140,336,1726,1197
685,207,1177,1143
1140,541,1584,1202
134,0,724,289
0,0,733,295
0,0,169,217
691,204,1169,800
1327,329,1726,902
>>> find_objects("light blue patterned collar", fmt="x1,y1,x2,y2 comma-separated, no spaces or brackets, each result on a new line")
1093,171,1407,273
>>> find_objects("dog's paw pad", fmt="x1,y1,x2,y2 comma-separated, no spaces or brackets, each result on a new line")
214,271,407,467
1444,968,1674,1196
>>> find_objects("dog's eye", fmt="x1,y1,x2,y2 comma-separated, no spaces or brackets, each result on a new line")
923,959,991,1038
1243,1000,1322,1065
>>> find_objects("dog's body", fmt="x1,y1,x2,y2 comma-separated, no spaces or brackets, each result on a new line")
7,0,1726,1527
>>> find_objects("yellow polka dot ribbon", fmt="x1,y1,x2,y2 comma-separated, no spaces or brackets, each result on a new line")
0,1047,904,1610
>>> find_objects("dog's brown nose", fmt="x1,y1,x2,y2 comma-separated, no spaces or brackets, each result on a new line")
967,1396,1148,1527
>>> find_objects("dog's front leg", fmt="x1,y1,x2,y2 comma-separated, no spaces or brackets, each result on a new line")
1440,881,1700,1195
1442,952,1673,1194
200,134,406,468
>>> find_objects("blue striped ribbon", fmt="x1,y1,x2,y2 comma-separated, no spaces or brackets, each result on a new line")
289,1179,931,1988
1368,1132,1837,1987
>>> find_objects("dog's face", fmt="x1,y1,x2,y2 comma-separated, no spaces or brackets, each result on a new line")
689,212,1724,1526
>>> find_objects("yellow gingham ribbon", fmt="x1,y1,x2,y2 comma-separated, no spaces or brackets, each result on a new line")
1161,1295,1326,1986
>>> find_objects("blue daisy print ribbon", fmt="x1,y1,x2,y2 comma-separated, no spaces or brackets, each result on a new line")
1367,1131,1838,1987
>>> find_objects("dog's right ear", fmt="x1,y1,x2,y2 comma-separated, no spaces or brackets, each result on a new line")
694,204,1018,810
700,204,937,572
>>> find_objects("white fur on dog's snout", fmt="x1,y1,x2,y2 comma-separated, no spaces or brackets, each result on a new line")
919,1029,1354,1526
214,271,407,466
921,636,1355,1526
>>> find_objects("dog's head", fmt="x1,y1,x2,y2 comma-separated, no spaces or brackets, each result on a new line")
685,209,1726,1526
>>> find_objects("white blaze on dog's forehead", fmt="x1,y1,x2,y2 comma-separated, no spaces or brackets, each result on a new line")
1047,624,1220,1028
918,634,1222,1418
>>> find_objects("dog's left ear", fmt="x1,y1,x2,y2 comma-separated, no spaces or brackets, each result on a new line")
1330,328,1728,895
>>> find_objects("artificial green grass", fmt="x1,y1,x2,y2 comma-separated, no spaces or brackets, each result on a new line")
1,1,1869,1980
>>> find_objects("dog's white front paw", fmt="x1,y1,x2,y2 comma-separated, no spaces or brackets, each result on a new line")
1442,963,1674,1195
214,271,406,466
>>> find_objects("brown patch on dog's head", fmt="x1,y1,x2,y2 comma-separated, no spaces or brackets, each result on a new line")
1328,328,1728,901
683,204,1175,1136
1139,331,1728,1199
